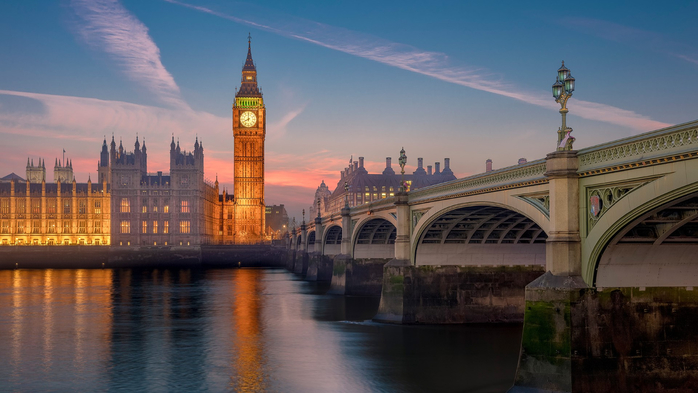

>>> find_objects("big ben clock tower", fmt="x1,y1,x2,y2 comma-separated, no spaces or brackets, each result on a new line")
233,35,266,244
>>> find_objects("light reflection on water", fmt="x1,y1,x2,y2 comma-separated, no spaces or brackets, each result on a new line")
0,268,521,392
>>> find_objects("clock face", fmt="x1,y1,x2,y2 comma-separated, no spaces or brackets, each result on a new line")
240,111,257,127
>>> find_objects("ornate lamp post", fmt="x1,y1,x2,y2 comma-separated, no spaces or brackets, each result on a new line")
552,61,576,151
302,209,305,224
398,147,407,192
344,181,350,208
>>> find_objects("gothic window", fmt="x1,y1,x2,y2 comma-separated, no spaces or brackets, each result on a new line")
142,205,147,213
32,200,41,214
180,220,190,234
78,221,86,234
1,220,8,234
120,220,130,234
153,221,158,234
142,221,147,234
94,201,101,215
17,199,25,214
120,198,130,213
0,199,8,214
227,225,233,236
48,220,56,233
63,221,70,233
164,221,169,234
17,222,24,234
78,200,87,214
47,200,56,214
94,221,101,234
164,203,169,213
181,200,190,213
63,200,71,214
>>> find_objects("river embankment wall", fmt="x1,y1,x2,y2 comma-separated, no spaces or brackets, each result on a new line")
0,245,287,269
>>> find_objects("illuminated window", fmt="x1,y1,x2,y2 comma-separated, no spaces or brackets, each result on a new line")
94,221,101,234
47,200,56,214
179,220,190,234
1,220,9,234
48,221,56,233
16,199,25,214
180,200,190,213
142,206,147,213
227,225,233,236
120,220,130,234
0,199,8,214
63,200,71,214
142,221,147,233
32,200,41,214
78,199,87,214
389,187,394,192
163,221,169,234
120,198,130,213
63,221,70,233
153,205,158,213
164,204,169,213
78,221,86,234
32,220,40,233
381,193,386,199
153,221,158,234
94,200,101,214
17,222,24,234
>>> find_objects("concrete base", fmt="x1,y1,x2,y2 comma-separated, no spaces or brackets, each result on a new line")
306,253,319,281
327,256,390,295
511,272,698,392
316,255,334,282
285,249,296,271
374,262,545,324
328,254,350,295
293,251,308,275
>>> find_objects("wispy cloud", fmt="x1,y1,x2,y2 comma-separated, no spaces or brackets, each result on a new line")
564,18,698,68
165,0,670,131
267,104,307,140
70,0,188,109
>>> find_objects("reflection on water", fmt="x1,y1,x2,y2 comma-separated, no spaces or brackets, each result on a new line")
0,268,521,392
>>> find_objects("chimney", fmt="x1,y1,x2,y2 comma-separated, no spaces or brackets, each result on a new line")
383,157,395,175
434,162,441,175
427,165,432,175
353,161,358,171
413,157,426,175
518,158,527,165
442,158,454,176
359,157,364,168
486,159,493,172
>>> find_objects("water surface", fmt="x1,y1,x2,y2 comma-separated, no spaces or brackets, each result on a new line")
0,269,522,392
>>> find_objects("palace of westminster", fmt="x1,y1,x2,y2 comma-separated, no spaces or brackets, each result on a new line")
0,40,272,246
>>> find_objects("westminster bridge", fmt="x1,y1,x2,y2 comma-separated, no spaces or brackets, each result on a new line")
284,119,698,392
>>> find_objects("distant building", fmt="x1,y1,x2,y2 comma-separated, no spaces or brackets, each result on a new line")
518,158,528,165
486,159,493,172
265,204,288,235
313,155,457,216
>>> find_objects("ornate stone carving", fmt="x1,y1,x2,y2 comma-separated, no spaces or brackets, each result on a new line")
586,178,658,232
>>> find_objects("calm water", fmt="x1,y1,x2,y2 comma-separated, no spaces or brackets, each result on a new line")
0,269,522,392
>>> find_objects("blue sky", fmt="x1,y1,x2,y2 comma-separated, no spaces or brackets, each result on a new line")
1,0,697,220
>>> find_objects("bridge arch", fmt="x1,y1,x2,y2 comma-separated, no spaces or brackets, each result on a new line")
352,217,396,259
296,233,302,249
306,230,316,251
323,225,342,256
412,202,548,266
588,180,698,287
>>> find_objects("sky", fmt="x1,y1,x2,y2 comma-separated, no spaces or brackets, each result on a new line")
1,1,697,221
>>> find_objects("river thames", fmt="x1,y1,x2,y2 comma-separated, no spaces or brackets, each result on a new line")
0,268,522,392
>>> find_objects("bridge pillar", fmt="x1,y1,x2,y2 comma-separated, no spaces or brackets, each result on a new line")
328,207,353,293
511,151,587,393
294,223,308,275
306,217,324,281
394,191,410,261
545,150,581,275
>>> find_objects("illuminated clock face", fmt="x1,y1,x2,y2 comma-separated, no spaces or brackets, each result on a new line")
240,111,257,127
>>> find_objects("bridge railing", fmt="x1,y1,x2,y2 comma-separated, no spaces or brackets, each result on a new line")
578,120,698,172
408,159,547,203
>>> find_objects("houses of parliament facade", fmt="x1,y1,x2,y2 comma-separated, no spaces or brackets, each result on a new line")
0,40,267,246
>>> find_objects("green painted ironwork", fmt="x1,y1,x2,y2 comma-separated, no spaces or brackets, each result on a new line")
235,97,264,108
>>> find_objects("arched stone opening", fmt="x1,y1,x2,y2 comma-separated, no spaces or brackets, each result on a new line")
296,234,302,248
353,218,396,259
596,193,698,287
307,231,316,250
323,225,342,256
416,205,547,266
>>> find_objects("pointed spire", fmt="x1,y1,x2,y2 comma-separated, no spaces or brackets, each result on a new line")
55,158,58,168
27,157,30,167
88,174,91,183
243,33,255,72
171,133,176,150
142,137,146,152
